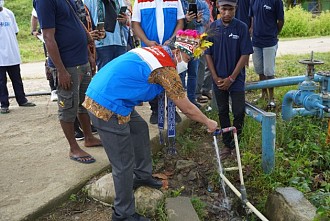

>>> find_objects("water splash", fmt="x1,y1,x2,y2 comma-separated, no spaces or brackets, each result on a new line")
213,136,231,210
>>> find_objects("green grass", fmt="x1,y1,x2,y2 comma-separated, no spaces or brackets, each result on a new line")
223,52,330,220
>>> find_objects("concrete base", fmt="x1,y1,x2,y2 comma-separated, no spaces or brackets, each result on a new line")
166,197,200,221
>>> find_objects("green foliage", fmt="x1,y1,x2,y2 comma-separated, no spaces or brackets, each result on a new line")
281,6,330,37
191,197,207,221
168,186,185,197
69,194,78,202
154,199,168,221
176,126,202,155
238,52,330,219
281,6,311,37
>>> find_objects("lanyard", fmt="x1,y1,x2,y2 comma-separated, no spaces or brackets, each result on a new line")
158,92,177,155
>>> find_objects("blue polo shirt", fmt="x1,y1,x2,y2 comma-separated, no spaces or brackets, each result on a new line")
235,0,251,28
205,18,253,92
33,0,88,68
249,0,284,48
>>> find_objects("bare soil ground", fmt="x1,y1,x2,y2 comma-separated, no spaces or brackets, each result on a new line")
35,121,247,221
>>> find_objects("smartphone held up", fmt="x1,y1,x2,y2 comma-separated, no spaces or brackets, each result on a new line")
118,6,127,17
188,3,197,17
96,22,104,31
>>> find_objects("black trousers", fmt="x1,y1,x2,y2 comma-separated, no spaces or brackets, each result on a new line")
0,65,27,108
214,88,245,148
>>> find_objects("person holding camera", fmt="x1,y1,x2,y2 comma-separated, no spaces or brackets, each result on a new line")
131,0,185,125
84,0,129,71
179,0,210,109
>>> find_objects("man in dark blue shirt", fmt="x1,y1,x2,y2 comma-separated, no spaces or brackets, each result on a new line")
249,0,284,108
235,0,251,28
34,0,102,164
205,0,253,159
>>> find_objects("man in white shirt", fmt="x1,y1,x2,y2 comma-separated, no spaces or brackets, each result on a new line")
132,0,185,124
0,1,36,114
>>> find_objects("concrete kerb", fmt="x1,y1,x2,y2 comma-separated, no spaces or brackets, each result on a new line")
23,166,110,221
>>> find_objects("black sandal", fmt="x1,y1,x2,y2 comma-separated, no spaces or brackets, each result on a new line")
267,101,276,110
0,107,9,114
197,96,208,103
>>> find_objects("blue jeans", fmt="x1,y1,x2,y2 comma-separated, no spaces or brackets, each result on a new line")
96,45,127,70
179,59,199,103
214,88,245,148
252,44,278,77
0,65,28,108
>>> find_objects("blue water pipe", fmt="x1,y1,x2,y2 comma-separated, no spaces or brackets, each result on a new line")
244,53,329,173
245,103,276,174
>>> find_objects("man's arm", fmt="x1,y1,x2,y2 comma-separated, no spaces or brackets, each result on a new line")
173,96,217,132
42,28,72,90
30,15,40,37
277,19,284,34
171,19,184,39
205,54,220,82
163,19,184,45
249,17,253,36
132,21,158,47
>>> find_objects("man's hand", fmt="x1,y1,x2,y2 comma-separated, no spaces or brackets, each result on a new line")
164,39,172,46
214,76,224,88
206,119,218,133
89,55,96,76
196,12,203,23
219,77,232,90
145,40,159,47
58,69,72,90
214,76,232,91
90,30,100,40
31,31,40,38
117,13,128,25
186,11,197,22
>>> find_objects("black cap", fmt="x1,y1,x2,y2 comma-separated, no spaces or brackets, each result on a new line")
218,0,237,6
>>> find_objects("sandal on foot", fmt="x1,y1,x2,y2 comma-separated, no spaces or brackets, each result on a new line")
197,96,208,103
70,155,96,164
19,101,36,107
0,107,9,114
267,101,276,110
220,147,233,160
202,91,212,100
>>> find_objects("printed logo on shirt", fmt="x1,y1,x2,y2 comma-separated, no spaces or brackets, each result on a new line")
263,4,272,10
0,21,10,27
164,2,178,7
229,33,239,40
